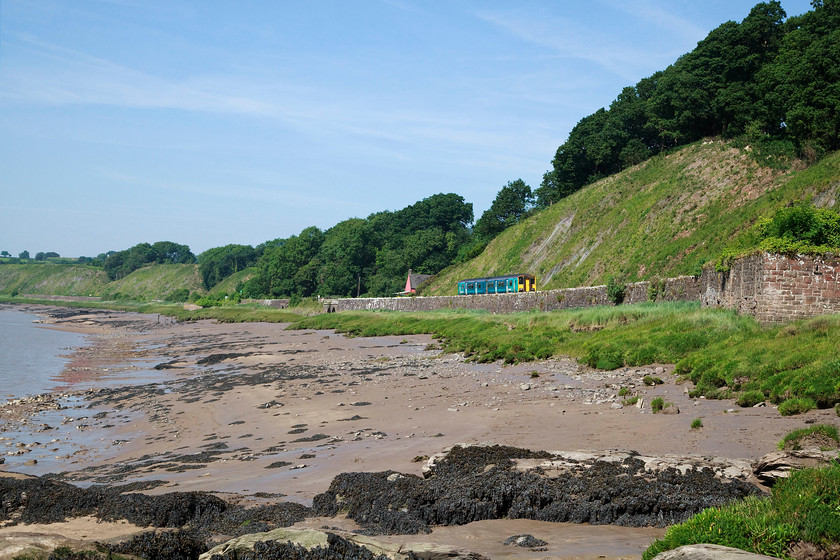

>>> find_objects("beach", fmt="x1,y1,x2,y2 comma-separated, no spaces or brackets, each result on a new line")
1,304,833,559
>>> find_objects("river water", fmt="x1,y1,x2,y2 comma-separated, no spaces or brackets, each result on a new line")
0,309,87,399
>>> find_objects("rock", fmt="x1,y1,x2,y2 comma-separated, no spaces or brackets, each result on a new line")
651,543,782,559
611,402,623,409
520,383,531,391
752,450,838,485
503,534,548,548
661,405,680,415
199,527,489,560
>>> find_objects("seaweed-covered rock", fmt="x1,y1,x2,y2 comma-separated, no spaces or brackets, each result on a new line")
200,528,489,560
108,529,209,560
313,445,762,535
504,534,548,548
0,474,309,535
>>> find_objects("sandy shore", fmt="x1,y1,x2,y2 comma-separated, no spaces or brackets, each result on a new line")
1,304,834,559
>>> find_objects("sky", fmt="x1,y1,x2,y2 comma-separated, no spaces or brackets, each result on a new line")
0,0,815,258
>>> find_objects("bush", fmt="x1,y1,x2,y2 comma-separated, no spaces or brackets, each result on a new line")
736,390,765,408
623,396,639,406
606,276,626,305
618,387,630,397
690,418,703,430
778,397,817,416
651,397,664,412
643,375,664,386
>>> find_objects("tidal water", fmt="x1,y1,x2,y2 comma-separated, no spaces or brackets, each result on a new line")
0,309,87,399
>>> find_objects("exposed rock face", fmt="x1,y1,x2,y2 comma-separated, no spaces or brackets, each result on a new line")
200,527,490,560
651,543,782,559
313,445,761,535
752,450,838,485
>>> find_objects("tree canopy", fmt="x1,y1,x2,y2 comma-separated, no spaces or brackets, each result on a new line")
536,1,840,208
103,241,195,280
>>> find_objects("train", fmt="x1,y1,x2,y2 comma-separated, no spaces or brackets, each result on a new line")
457,273,536,295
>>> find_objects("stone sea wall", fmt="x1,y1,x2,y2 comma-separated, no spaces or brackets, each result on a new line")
324,275,701,314
702,252,840,324
325,253,840,323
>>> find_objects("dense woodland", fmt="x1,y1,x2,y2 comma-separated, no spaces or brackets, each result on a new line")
4,1,838,300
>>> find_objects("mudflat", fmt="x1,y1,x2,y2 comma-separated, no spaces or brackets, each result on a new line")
1,304,832,559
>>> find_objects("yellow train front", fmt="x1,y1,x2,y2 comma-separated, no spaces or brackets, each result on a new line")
457,274,536,295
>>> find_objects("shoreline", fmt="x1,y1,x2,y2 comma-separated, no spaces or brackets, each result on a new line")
1,303,834,559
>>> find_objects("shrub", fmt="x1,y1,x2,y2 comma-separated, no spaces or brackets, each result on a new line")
778,397,817,416
530,371,540,378
643,375,664,386
606,276,626,305
651,397,664,412
623,396,639,406
690,418,703,429
736,390,765,408
618,387,630,397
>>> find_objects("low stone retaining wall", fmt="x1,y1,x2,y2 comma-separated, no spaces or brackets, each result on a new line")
324,276,700,314
242,298,290,309
702,252,840,324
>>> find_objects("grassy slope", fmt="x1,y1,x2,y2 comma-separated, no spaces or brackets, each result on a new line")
208,267,257,296
0,264,107,296
102,264,204,301
425,141,840,295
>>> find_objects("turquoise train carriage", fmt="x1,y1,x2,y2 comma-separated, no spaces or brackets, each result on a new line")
457,274,536,295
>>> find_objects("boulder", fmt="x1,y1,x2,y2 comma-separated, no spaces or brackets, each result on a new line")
652,544,782,559
752,450,838,485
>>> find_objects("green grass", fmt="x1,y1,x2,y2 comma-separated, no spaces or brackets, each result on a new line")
691,418,703,429
423,142,840,296
292,303,840,414
643,464,840,560
0,264,107,296
778,425,840,451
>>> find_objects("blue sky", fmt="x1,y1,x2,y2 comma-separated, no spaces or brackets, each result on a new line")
1,0,814,258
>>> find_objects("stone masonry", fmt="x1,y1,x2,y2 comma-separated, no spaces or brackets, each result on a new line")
702,252,840,324
324,276,700,314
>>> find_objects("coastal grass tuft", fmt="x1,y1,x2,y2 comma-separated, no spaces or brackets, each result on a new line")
691,418,703,429
778,425,840,451
651,397,665,413
643,464,840,560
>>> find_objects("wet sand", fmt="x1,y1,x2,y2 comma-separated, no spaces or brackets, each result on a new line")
1,304,834,559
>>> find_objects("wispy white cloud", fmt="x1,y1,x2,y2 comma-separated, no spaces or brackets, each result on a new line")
604,0,707,45
1,33,280,116
474,6,687,81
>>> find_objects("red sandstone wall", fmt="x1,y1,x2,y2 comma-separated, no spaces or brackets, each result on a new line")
702,252,840,324
758,253,840,323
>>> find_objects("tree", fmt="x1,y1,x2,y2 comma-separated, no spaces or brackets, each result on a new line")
35,252,46,261
0,251,9,258
19,250,29,260
197,244,258,289
474,179,534,239
44,251,60,258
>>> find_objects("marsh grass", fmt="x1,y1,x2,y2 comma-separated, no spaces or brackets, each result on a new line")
643,464,840,560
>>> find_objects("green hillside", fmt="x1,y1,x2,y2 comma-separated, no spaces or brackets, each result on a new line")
0,264,107,296
208,267,257,296
424,140,840,295
102,264,204,301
